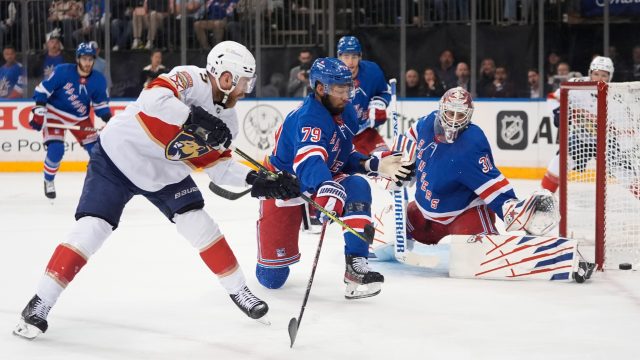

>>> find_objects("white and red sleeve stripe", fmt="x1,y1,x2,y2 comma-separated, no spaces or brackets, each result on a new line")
293,145,328,173
474,174,514,204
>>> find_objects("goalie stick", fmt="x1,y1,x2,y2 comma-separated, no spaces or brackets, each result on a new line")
44,123,101,132
208,182,251,200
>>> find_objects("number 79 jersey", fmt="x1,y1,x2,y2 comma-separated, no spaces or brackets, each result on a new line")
407,111,517,224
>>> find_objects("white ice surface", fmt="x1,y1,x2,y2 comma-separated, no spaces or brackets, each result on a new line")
1,173,639,360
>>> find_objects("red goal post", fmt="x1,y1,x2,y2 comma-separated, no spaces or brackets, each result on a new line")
559,81,640,270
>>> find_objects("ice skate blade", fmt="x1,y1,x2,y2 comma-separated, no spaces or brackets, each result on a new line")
13,320,42,340
255,315,271,325
344,281,382,300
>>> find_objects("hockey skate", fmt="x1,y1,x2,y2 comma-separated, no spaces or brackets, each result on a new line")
573,261,596,283
230,285,270,325
44,180,56,199
344,255,384,299
13,295,51,340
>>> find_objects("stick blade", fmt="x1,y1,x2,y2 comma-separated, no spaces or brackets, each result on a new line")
287,317,299,348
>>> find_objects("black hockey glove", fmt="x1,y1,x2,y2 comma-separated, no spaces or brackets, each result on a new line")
246,170,301,200
183,105,232,149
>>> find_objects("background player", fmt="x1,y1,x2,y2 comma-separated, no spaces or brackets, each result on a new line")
14,41,300,340
29,42,112,200
255,57,411,299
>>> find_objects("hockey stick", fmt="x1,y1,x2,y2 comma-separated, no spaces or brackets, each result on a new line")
288,222,328,348
208,182,252,200
231,146,374,244
44,123,101,132
388,79,439,268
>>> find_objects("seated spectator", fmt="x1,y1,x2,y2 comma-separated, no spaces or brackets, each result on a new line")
194,0,238,51
476,57,495,97
31,29,72,80
73,0,106,46
262,72,285,98
435,49,456,90
0,45,24,98
140,49,167,90
421,67,445,98
111,0,134,51
132,0,147,49
549,61,570,91
405,68,421,98
524,68,549,98
144,0,170,50
0,1,17,50
485,66,515,98
287,48,313,97
454,62,470,91
48,0,84,49
227,0,266,43
545,50,561,85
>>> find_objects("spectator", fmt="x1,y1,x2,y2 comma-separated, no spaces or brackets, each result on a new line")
421,67,445,98
140,49,167,90
0,45,25,99
476,57,495,97
227,0,265,43
0,1,17,50
144,0,170,50
434,49,456,89
405,69,421,97
73,0,106,45
131,0,147,49
262,72,285,97
48,0,84,49
31,29,72,80
524,68,549,98
630,45,640,82
549,61,570,91
170,0,204,47
111,0,135,51
89,41,111,89
286,48,313,97
485,66,515,98
545,50,561,84
194,0,238,51
454,62,470,91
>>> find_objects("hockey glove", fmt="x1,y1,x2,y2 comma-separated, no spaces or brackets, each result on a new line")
367,97,388,128
364,151,415,185
183,105,232,149
29,106,46,131
502,190,560,235
314,181,346,223
246,170,301,200
552,106,560,128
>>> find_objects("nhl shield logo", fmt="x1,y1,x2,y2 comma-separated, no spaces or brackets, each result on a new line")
165,131,212,161
243,105,284,150
496,111,528,150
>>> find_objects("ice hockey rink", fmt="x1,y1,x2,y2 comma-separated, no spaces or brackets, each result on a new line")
1,172,639,360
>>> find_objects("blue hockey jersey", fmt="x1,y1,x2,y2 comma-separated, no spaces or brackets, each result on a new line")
34,63,110,122
351,60,391,133
269,93,368,193
0,62,25,98
407,111,517,224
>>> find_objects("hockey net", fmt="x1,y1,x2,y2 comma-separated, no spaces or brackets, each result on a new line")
559,81,640,270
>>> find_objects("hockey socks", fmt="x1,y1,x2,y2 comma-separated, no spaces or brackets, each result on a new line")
43,141,64,182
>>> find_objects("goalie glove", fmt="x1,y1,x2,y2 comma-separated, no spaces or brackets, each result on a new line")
246,170,301,200
367,96,388,128
502,190,560,235
364,151,415,185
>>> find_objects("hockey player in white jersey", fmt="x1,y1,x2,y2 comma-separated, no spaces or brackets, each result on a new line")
14,41,301,340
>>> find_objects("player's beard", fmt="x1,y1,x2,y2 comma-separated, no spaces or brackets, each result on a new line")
78,63,93,76
321,95,345,116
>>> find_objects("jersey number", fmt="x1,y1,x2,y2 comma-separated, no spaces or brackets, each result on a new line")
479,155,493,173
301,127,322,142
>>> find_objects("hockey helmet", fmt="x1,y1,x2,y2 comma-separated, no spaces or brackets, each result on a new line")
589,56,614,81
206,41,257,104
308,57,354,99
337,36,361,56
76,42,96,58
435,87,474,144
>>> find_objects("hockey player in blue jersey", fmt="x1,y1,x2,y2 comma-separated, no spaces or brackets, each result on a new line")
29,42,112,199
404,87,559,244
337,36,392,155
255,57,412,299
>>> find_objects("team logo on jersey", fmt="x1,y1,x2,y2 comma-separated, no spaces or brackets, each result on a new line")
276,248,286,258
169,71,193,92
497,111,528,150
165,130,212,161
243,104,284,150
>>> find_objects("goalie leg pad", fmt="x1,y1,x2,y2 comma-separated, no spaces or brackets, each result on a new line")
256,265,290,289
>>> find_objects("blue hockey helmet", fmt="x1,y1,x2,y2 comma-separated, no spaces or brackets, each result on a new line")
337,36,361,56
76,42,96,58
308,57,354,99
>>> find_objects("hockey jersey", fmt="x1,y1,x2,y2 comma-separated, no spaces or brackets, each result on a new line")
351,60,391,134
0,62,25,98
34,64,110,123
407,111,517,224
100,65,250,192
269,93,367,193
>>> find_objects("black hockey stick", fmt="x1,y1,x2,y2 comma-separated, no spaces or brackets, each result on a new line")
231,146,374,245
288,222,328,348
44,123,101,132
208,182,252,200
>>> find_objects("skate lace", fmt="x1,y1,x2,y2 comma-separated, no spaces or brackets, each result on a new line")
32,298,51,320
233,287,260,310
351,257,371,274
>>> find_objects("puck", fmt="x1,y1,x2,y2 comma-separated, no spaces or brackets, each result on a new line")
619,263,632,270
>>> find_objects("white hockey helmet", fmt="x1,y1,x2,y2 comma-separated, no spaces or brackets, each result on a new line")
589,56,614,81
435,87,474,143
206,41,257,104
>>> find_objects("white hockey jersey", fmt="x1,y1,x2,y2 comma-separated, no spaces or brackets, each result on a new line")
100,65,250,192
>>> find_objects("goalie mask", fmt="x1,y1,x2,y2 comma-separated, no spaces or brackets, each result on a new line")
206,41,257,104
589,56,614,82
435,87,474,144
